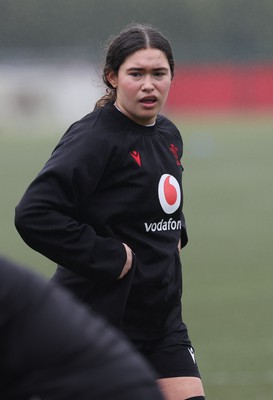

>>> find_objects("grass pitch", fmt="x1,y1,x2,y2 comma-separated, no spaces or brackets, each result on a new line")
1,112,273,399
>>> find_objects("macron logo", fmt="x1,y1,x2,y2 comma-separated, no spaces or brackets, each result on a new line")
130,150,141,167
188,347,196,364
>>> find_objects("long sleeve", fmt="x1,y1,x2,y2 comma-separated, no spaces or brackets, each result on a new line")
180,211,188,248
15,113,126,280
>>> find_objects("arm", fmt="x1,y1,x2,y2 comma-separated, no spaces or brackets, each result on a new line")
180,211,188,249
15,119,127,280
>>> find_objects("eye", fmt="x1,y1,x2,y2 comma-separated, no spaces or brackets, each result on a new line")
154,71,166,77
129,71,142,77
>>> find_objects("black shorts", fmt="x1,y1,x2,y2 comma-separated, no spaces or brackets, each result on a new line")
131,328,201,379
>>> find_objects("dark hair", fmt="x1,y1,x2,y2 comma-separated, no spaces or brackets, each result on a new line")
94,23,175,109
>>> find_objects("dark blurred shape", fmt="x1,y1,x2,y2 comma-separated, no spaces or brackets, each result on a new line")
0,255,164,400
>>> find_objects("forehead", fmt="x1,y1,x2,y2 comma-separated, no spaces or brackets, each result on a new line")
121,48,170,69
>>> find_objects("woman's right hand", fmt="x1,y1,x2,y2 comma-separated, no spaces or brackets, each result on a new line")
118,243,133,279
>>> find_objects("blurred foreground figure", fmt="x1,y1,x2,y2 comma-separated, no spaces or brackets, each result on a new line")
0,256,164,400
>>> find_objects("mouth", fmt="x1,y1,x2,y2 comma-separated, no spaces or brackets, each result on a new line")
139,95,158,105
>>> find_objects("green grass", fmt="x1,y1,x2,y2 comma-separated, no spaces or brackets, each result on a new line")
0,132,58,276
1,112,273,399
175,112,273,399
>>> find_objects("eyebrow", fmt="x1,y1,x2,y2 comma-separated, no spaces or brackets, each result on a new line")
126,67,169,72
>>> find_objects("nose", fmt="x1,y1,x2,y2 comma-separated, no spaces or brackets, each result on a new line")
141,75,154,92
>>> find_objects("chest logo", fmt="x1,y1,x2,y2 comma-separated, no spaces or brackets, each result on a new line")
130,150,141,167
158,174,181,214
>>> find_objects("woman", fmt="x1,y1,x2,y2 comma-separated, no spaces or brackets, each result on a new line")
15,23,205,400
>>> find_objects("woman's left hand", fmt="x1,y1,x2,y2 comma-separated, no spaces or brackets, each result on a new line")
118,243,133,279
177,239,181,253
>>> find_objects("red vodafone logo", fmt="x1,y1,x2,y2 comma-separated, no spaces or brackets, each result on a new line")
158,174,181,214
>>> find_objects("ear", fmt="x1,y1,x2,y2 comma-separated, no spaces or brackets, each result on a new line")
106,71,118,89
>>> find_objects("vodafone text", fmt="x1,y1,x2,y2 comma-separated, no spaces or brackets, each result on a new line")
144,218,181,232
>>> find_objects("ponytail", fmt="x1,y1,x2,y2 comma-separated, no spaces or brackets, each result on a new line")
94,88,116,110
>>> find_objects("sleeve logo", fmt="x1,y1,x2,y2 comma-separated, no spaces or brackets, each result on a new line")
169,143,181,166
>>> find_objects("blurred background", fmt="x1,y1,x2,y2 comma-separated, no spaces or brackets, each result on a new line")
1,1,273,399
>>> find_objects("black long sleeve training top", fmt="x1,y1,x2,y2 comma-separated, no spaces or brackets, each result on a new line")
15,103,188,340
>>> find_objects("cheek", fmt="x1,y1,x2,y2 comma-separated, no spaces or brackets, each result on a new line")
160,81,172,98
118,81,137,98
125,80,139,94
